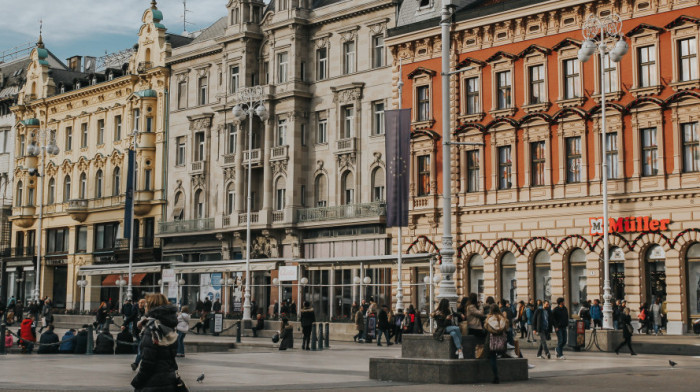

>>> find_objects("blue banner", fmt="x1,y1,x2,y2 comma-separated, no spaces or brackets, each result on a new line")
124,149,135,239
385,109,411,228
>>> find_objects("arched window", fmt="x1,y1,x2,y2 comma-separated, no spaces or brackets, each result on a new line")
500,252,517,305
194,190,204,219
274,177,286,211
63,175,71,201
95,170,103,198
145,48,151,63
113,167,120,196
47,178,55,204
79,172,87,199
469,254,485,302
533,250,551,303
315,174,327,207
341,171,354,205
173,192,184,220
568,248,587,313
645,244,666,303
371,167,385,202
15,181,22,207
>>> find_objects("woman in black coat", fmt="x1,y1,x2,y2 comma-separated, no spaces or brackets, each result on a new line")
614,308,637,356
131,294,179,392
278,318,294,350
299,302,315,350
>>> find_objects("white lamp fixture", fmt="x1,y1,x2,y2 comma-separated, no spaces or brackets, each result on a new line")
300,277,309,285
353,276,361,285
363,276,372,285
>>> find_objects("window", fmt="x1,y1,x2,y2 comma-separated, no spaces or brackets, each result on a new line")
230,65,239,93
47,178,55,204
15,181,22,206
176,136,186,165
498,146,512,189
177,81,187,109
419,0,430,7
0,129,8,153
341,171,354,204
529,65,545,104
603,54,618,93
641,127,658,176
417,155,431,196
198,77,208,105
343,41,355,74
316,47,328,80
566,137,582,183
373,101,385,135
605,132,619,179
342,106,354,138
417,85,430,121
145,117,153,133
194,190,204,219
301,124,307,146
465,77,479,114
317,118,327,144
372,168,385,201
227,124,237,154
531,141,546,186
683,123,700,172
97,119,104,145
144,169,152,191
467,150,479,192
564,59,581,99
80,123,88,148
277,52,288,83
276,119,287,146
300,61,306,81
275,177,286,211
65,126,72,150
76,226,87,252
496,71,512,109
79,173,87,199
27,185,34,206
278,0,288,10
638,45,657,87
226,185,235,214
94,222,119,250
46,228,69,254
114,115,122,141
19,135,25,157
679,38,698,82
373,35,385,68
300,185,306,207
113,167,121,196
63,175,71,201
95,170,103,198
264,61,269,84
133,109,140,132
194,132,205,161
315,174,327,207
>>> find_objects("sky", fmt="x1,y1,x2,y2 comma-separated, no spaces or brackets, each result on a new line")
0,0,232,62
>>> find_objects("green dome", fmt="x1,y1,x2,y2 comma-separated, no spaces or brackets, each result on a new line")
21,118,40,126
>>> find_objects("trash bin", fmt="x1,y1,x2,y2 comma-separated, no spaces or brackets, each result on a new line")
567,319,585,351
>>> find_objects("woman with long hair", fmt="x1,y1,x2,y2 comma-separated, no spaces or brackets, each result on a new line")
484,303,508,384
95,301,109,331
431,299,464,359
615,307,637,355
465,293,486,356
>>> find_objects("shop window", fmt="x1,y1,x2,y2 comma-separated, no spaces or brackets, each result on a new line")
467,150,479,192
500,252,517,305
686,243,700,318
469,254,485,302
568,248,587,314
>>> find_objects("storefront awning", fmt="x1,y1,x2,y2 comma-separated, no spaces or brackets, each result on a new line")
172,259,283,274
79,262,167,276
101,273,147,286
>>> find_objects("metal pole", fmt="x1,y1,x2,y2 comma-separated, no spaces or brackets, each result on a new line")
429,257,434,333
600,37,613,330
127,132,136,301
80,280,85,312
34,133,45,301
242,107,253,322
438,1,458,306
396,58,405,312
297,265,301,320
278,280,282,318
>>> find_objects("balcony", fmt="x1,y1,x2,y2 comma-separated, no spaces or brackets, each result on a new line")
238,212,259,225
6,247,35,259
137,61,153,73
67,199,89,222
243,149,261,166
297,201,386,223
335,137,357,154
11,206,36,228
222,153,236,167
272,210,284,223
190,160,205,174
270,145,289,161
159,218,215,234
116,237,161,250
137,131,156,148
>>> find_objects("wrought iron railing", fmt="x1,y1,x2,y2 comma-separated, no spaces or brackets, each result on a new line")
159,218,215,234
296,201,386,223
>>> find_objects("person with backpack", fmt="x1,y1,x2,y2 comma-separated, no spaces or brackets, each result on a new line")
533,300,553,359
484,303,508,384
393,308,405,344
590,299,603,329
526,301,535,342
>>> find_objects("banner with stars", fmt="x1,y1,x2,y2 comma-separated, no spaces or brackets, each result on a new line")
385,109,411,228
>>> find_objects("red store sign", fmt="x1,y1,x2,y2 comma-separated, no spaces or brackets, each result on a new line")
589,216,671,236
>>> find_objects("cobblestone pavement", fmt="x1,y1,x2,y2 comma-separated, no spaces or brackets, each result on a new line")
0,343,699,391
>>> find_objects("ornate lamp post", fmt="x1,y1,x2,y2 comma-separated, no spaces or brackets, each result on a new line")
116,277,127,306
578,13,628,330
231,86,269,323
76,278,88,312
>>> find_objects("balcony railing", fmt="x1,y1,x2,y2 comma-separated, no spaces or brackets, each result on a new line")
159,218,215,234
243,149,261,165
272,211,284,222
137,61,153,73
68,199,88,209
297,201,386,223
336,137,357,152
238,212,259,225
271,145,289,161
7,247,35,257
116,237,161,249
190,160,205,173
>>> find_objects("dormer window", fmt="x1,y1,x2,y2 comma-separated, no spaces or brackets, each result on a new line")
91,77,97,85
419,0,431,8
108,72,114,81
278,0,288,11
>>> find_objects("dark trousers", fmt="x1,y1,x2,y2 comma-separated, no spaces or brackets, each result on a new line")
593,319,602,328
519,320,527,338
251,325,264,337
377,329,390,345
488,351,499,381
615,336,635,354
302,325,312,348
555,328,567,357
537,333,550,357
394,329,402,343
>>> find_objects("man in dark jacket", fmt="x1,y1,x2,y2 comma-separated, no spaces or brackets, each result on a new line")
533,300,553,359
37,325,59,354
122,299,136,333
251,314,265,337
212,299,222,313
300,302,315,350
203,298,212,314
73,326,89,354
94,328,115,354
116,326,136,354
551,297,569,359
376,305,393,347
131,301,179,391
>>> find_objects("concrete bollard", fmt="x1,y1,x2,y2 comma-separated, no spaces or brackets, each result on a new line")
0,323,6,355
325,323,330,348
310,323,317,351
318,323,324,351
86,325,94,355
236,321,241,343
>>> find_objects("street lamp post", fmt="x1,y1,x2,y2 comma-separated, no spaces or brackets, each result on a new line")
232,86,269,323
126,128,138,302
77,278,88,313
26,129,60,302
177,277,185,306
578,14,628,330
116,277,127,306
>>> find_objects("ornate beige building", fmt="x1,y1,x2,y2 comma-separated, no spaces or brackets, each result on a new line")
9,2,191,309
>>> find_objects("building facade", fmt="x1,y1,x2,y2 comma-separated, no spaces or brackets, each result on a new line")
162,0,405,320
9,2,189,309
388,0,700,333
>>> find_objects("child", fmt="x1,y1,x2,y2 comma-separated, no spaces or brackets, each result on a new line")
4,329,13,349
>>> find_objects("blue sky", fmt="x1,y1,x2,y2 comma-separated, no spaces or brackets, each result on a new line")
0,0,229,62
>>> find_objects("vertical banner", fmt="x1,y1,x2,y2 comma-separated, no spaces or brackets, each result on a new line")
123,148,135,239
384,109,412,227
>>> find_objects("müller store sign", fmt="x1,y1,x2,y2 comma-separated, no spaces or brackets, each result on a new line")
589,216,671,236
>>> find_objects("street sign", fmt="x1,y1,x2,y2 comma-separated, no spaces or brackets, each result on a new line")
278,266,297,282
162,268,176,283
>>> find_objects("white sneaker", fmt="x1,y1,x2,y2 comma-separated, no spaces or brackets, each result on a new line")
527,364,536,369
536,355,543,359
557,355,566,360
458,350,464,359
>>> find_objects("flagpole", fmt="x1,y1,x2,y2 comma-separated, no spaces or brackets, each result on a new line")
395,58,405,312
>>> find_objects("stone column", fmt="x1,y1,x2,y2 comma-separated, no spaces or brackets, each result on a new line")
235,121,245,213
262,119,273,213
664,248,684,334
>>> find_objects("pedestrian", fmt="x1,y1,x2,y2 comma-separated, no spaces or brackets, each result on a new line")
289,300,297,316
19,314,36,353
15,300,24,322
552,297,569,360
117,325,136,354
300,301,315,350
278,317,294,350
203,297,212,314
251,314,265,337
94,327,115,354
193,312,209,334
431,298,464,358
591,299,603,329
499,299,515,346
651,298,663,335
613,300,621,330
39,308,54,334
533,300,553,359
361,299,369,314
526,301,535,342
393,308,405,344
37,325,60,354
405,305,416,335
213,299,222,313
175,305,190,358
354,306,365,343
269,300,277,318
122,299,137,333
4,329,14,349
73,325,89,354
637,304,649,334
195,299,204,315
517,301,527,339
484,303,508,384
130,298,148,371
130,293,179,391
465,293,486,358
95,302,109,331
578,300,591,330
615,308,637,355
59,329,76,353
376,305,393,346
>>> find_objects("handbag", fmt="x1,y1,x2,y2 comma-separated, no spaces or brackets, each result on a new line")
459,320,469,337
271,333,280,343
489,332,507,353
175,371,189,392
625,324,634,335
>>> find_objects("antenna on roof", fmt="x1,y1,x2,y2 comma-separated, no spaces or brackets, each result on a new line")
182,0,194,34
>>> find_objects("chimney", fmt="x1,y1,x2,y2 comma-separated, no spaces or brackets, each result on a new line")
67,56,82,72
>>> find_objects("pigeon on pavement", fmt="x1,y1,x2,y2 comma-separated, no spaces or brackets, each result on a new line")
669,360,677,367
196,374,205,383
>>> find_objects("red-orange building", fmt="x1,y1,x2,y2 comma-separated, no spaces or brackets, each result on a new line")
387,0,700,334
